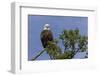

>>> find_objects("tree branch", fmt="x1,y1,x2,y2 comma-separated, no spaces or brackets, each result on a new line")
31,50,45,60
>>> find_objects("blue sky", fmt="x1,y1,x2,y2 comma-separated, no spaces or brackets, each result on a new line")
28,15,88,60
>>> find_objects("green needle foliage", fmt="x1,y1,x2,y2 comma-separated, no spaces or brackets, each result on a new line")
32,28,88,60
45,41,62,59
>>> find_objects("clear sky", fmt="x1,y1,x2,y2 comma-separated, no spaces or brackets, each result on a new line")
28,15,88,61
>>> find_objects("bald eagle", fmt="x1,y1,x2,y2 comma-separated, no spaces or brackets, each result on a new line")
40,24,53,48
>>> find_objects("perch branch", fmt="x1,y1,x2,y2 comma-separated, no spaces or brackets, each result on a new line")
31,50,45,60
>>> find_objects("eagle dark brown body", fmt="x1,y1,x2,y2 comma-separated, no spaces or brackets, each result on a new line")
41,30,53,48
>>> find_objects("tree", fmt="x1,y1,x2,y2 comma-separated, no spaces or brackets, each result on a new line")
32,28,88,60
58,28,88,59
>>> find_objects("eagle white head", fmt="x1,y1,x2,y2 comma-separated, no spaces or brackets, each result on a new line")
43,24,50,30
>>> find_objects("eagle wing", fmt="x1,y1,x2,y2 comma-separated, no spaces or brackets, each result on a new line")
41,30,53,48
